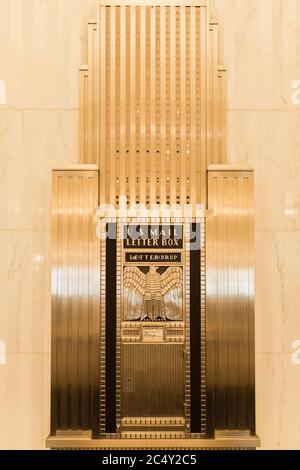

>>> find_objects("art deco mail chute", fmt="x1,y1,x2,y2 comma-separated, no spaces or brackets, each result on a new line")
47,0,259,450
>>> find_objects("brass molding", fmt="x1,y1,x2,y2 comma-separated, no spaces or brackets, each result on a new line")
46,435,260,449
99,1,208,6
52,164,99,171
208,164,254,172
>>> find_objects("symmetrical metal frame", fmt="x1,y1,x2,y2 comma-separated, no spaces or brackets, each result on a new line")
48,0,258,450
97,217,206,440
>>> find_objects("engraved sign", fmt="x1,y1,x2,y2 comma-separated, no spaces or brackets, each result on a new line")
124,225,183,249
125,252,181,263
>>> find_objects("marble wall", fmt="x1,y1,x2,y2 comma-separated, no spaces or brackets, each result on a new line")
0,0,299,449
210,0,300,450
0,0,96,449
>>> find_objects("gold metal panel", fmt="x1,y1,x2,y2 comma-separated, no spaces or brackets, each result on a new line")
79,66,89,164
120,6,127,203
150,6,156,205
79,22,99,167
184,7,190,205
169,6,176,206
207,22,213,166
99,5,107,203
179,5,186,205
199,6,208,204
211,21,219,165
206,168,255,434
94,4,217,207
139,6,146,205
195,6,202,204
190,6,196,206
77,3,229,205
94,15,100,180
135,6,141,205
87,21,97,164
130,6,137,206
121,344,185,418
51,169,99,433
115,6,121,206
207,21,227,167
159,6,166,205
109,6,116,205
217,66,227,163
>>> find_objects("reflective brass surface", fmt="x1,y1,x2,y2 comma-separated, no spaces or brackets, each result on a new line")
51,168,100,433
79,66,89,163
206,167,255,435
49,0,258,449
121,343,185,418
79,2,227,207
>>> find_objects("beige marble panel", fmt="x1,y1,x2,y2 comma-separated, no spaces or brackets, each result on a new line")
0,362,7,449
0,353,50,450
256,352,300,450
0,230,51,354
210,0,300,110
0,0,96,109
228,109,300,231
255,230,300,354
0,109,78,231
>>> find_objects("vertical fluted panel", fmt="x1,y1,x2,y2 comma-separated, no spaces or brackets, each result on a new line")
79,66,89,164
51,169,99,433
207,20,227,166
87,21,98,165
206,169,255,434
217,67,227,163
79,2,229,204
122,344,184,417
97,4,210,207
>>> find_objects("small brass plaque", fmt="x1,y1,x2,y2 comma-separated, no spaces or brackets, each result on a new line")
125,252,181,263
142,327,164,343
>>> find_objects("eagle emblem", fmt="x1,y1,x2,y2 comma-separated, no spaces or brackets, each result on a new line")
123,266,183,321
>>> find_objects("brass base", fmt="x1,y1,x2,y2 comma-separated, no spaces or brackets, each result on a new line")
46,435,260,450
